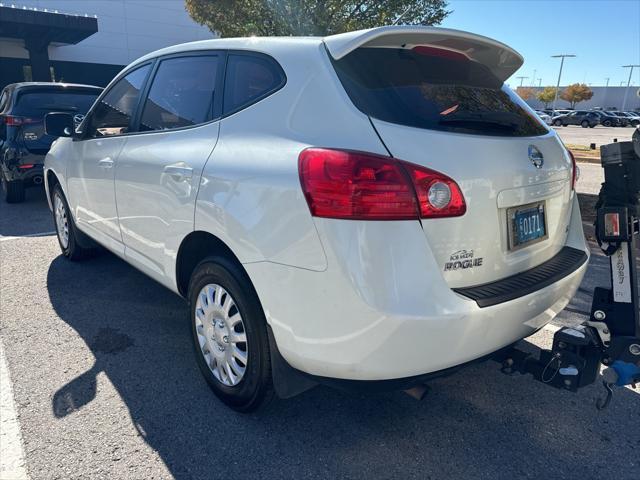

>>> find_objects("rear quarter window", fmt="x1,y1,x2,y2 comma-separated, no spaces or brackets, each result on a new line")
223,53,285,116
333,47,548,137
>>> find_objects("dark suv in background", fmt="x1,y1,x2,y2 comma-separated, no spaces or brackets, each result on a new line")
592,110,622,127
552,110,599,128
0,82,102,202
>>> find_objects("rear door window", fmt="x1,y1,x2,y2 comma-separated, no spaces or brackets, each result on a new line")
332,47,548,137
139,55,220,132
223,53,285,115
14,89,100,118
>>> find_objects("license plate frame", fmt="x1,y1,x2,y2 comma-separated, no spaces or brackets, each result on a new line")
507,201,548,251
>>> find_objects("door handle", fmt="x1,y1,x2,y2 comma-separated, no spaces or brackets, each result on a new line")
163,165,193,181
98,158,114,169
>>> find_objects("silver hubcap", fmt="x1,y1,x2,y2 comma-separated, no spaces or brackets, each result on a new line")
195,283,248,386
54,194,69,249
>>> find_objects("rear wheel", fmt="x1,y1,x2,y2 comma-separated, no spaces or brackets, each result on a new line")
581,120,589,128
52,184,95,260
188,258,273,412
553,119,562,126
1,175,25,203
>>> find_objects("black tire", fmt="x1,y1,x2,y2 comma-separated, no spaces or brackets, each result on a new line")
581,120,589,128
51,184,95,260
589,125,595,128
603,120,612,127
188,258,274,412
1,175,25,203
553,119,562,126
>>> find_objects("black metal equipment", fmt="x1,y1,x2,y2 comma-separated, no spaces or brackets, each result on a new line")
496,129,640,409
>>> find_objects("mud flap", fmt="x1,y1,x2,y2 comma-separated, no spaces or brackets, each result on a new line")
266,325,317,399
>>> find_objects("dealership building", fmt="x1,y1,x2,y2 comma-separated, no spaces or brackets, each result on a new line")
0,0,214,90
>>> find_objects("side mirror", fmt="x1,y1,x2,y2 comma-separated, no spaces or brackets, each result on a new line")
45,112,75,138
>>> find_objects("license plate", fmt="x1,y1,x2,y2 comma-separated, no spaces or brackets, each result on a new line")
508,202,547,250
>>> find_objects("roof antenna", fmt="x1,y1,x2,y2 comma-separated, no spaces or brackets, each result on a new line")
393,6,412,25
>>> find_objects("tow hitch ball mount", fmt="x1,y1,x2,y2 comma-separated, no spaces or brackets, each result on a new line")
498,132,640,409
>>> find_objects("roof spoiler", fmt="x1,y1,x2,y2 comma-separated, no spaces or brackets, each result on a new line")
323,26,523,82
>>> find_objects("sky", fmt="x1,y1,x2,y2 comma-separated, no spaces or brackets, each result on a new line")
440,0,640,88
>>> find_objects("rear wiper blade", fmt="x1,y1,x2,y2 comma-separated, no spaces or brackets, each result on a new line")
39,105,79,111
439,111,524,129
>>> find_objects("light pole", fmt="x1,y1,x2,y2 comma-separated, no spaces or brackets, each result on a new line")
551,54,576,112
538,79,542,87
516,76,529,87
604,77,610,108
531,69,536,87
621,65,640,111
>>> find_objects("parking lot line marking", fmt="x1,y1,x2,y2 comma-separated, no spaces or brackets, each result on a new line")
0,341,29,480
0,231,55,242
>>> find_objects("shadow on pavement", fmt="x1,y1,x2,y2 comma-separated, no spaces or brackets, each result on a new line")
45,251,640,479
0,186,53,237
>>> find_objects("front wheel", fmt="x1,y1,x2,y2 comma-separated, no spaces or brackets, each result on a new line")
188,258,274,412
603,120,612,127
52,185,95,260
581,120,589,128
553,119,562,126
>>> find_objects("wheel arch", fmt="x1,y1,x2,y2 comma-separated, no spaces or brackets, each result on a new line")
175,230,245,298
45,169,60,210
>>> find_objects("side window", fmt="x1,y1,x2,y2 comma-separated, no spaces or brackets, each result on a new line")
0,91,8,112
223,53,285,115
139,55,219,131
88,64,151,138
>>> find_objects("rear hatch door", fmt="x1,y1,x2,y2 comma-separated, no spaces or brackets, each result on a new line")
327,27,574,288
14,88,100,154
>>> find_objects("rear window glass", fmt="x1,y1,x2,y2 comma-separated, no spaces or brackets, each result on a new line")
333,48,548,137
14,89,100,117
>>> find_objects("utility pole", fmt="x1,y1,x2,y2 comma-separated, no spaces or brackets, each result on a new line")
551,54,576,112
621,65,640,111
516,76,529,87
538,79,542,87
531,69,536,87
604,77,610,109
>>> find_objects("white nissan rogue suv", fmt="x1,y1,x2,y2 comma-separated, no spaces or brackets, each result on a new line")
44,26,589,411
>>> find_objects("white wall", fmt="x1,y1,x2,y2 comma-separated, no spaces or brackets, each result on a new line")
0,0,215,65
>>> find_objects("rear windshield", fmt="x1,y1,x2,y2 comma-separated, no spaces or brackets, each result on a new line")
14,89,100,117
333,47,548,137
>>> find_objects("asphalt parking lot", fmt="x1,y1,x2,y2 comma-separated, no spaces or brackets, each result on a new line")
1,180,639,479
553,124,637,147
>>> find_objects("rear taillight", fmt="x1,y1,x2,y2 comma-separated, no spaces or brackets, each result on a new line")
399,160,467,218
298,148,466,220
3,115,38,126
568,150,578,190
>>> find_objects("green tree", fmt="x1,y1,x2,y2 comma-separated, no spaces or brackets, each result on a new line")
560,83,594,109
185,0,451,37
537,86,557,108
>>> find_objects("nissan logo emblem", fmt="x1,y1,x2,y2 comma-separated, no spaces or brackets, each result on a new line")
528,145,544,169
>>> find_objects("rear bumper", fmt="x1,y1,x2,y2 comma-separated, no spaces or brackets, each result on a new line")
246,194,589,381
1,145,45,182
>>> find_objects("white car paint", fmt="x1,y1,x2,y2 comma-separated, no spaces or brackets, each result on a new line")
45,26,588,382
